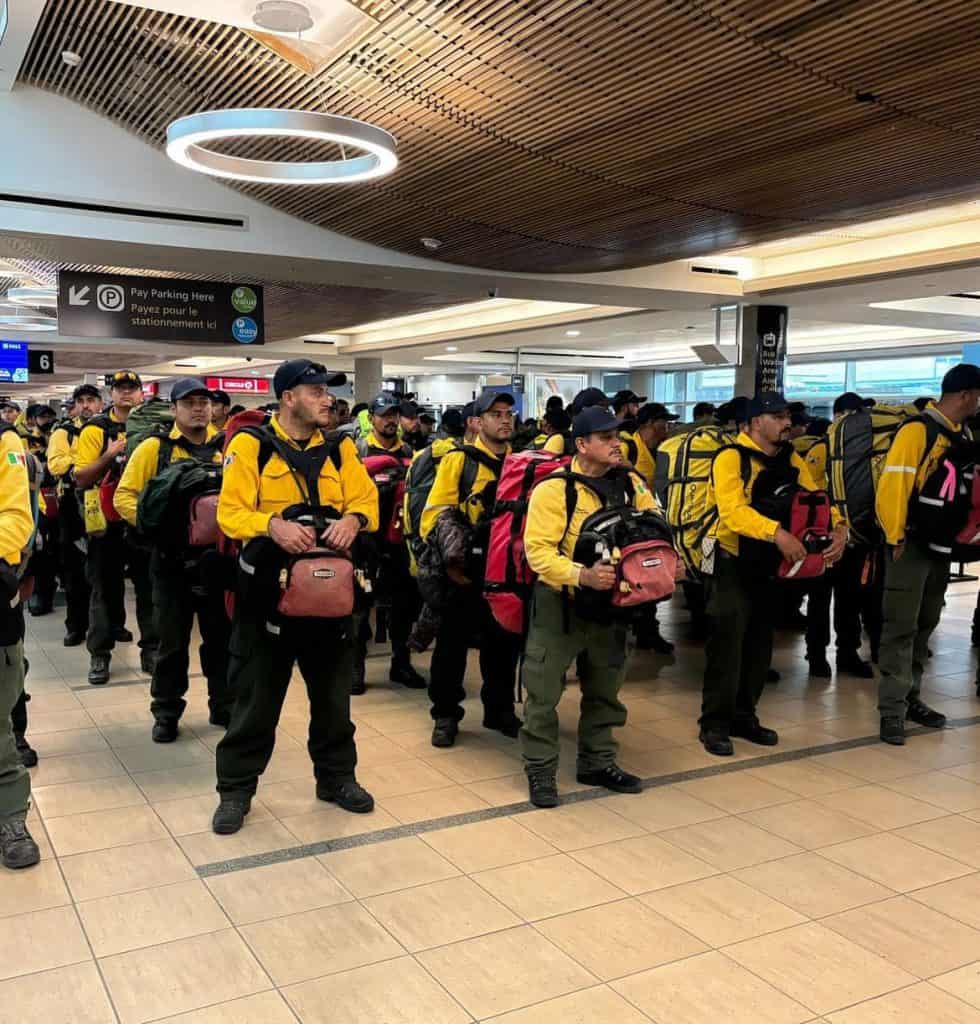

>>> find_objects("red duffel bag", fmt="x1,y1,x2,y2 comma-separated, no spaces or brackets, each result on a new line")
277,548,355,619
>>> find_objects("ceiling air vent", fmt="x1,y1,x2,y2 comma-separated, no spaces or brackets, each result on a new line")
0,193,246,229
689,264,740,277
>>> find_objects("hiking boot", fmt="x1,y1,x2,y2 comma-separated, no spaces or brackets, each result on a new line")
527,769,559,808
635,630,675,654
766,668,781,683
113,626,133,643
14,733,37,768
807,653,832,678
140,649,157,676
28,596,52,616
699,727,734,757
0,818,40,869
389,660,427,689
208,709,231,729
906,698,946,729
731,721,779,746
350,660,366,696
836,654,874,679
151,718,178,743
431,718,458,748
63,631,84,647
880,716,905,746
483,712,522,739
317,778,375,814
88,654,110,686
212,795,251,834
576,763,642,793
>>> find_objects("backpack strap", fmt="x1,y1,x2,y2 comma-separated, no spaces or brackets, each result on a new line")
623,437,638,467
457,444,503,506
243,424,343,509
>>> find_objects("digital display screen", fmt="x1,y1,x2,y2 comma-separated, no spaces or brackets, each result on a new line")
0,341,28,383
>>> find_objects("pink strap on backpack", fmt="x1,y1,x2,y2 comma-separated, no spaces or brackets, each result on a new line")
939,461,958,502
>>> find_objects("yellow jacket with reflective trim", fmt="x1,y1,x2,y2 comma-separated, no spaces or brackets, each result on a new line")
47,418,83,479
875,403,960,547
619,431,656,489
524,458,658,591
0,428,34,566
804,436,829,491
710,432,835,557
217,414,379,543
114,424,220,527
420,434,507,540
74,409,126,473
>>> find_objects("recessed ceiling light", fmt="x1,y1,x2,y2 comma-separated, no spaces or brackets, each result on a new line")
421,237,442,251
252,1,314,33
446,345,458,352
61,50,82,68
565,329,581,337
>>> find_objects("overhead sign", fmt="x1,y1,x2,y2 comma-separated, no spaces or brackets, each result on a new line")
205,375,270,394
28,349,54,375
0,342,28,383
57,272,265,346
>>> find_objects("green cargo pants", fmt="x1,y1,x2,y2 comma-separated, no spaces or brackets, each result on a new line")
878,539,949,718
0,641,30,823
519,584,629,773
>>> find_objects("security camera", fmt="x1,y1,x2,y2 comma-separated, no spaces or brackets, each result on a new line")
245,356,253,362
488,287,499,299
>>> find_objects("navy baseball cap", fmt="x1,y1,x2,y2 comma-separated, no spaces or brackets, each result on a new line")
170,377,213,402
210,389,231,406
611,389,647,411
833,391,865,415
746,392,790,419
572,406,620,439
370,392,401,415
942,363,980,394
461,401,477,420
636,402,679,425
474,391,515,415
570,387,610,414
273,359,346,398
71,384,101,402
544,407,571,430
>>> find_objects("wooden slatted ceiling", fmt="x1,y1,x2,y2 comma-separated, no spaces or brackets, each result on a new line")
18,0,980,273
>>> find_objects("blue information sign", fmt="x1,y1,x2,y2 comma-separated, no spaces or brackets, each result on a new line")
0,341,28,383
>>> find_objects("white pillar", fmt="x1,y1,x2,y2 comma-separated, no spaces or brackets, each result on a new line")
354,356,383,404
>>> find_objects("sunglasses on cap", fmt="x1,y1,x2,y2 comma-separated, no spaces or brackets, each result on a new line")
107,372,141,388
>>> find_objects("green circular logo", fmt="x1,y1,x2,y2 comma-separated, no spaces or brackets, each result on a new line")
231,286,257,314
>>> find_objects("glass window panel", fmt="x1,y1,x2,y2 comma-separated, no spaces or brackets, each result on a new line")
785,361,847,401
687,368,735,402
854,353,961,400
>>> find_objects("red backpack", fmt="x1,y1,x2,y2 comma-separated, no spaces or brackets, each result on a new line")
779,490,833,579
360,450,410,546
484,450,571,634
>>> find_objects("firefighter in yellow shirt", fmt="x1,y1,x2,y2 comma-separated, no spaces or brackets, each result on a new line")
531,407,574,456
0,421,40,869
522,406,658,807
212,360,379,836
700,393,847,758
421,391,522,748
875,365,980,745
115,379,229,744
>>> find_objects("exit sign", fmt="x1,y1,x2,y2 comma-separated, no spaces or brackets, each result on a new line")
205,375,270,394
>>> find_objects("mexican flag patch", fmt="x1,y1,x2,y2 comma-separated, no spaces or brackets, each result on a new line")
6,451,26,467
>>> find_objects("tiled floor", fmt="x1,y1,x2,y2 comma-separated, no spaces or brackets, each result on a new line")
4,582,980,1022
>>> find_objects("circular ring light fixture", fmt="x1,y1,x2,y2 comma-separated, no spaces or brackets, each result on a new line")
166,109,398,184
0,314,56,331
7,286,57,307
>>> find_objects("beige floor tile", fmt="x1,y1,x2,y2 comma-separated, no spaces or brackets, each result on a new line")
0,905,91,981
0,961,116,1023
132,763,220,803
603,785,728,831
100,928,271,1024
60,837,197,900
822,895,980,978
76,878,230,957
483,985,650,1024
28,709,96,734
642,873,806,945
241,902,403,986
0,856,71,918
321,835,459,897
932,962,980,1009
882,771,980,812
517,802,646,852
421,816,556,873
812,747,911,782
32,775,147,819
363,873,521,950
678,773,798,813
735,851,895,917
535,897,706,980
612,949,812,1024
280,805,400,844
896,814,980,868
113,737,215,773
28,750,125,787
909,871,980,928
659,816,802,871
725,922,918,1015
420,745,524,784
28,727,109,757
44,803,169,856
283,955,471,1024
248,779,321,819
946,760,980,784
177,820,297,866
417,925,596,1019
356,758,453,798
741,798,876,849
205,857,351,925
825,981,980,1023
381,784,491,823
155,991,297,1023
464,772,532,806
571,832,718,895
151,793,273,836
816,784,947,830
819,833,973,891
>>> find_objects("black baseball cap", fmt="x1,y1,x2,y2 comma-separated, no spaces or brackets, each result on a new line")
942,363,980,394
108,370,142,389
545,395,564,410
71,384,102,402
572,406,620,439
636,402,680,425
0,399,20,411
419,412,435,425
746,392,790,419
32,404,56,420
441,408,464,436
170,377,213,402
611,389,647,411
461,401,477,421
399,399,420,418
570,387,609,414
211,389,230,406
370,392,401,415
474,391,515,415
833,391,865,415
273,359,345,398
544,407,571,431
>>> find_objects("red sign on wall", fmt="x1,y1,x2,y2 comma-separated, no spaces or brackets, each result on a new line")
205,375,270,394
141,382,159,398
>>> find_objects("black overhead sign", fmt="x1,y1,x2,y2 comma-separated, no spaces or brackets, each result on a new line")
28,349,54,374
57,272,265,346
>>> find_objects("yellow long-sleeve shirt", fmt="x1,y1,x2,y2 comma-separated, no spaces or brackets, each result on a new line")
420,435,506,539
0,427,34,566
217,415,379,543
876,404,960,547
710,432,835,557
804,436,829,491
47,418,83,479
620,431,656,489
525,459,658,590
75,409,126,475
114,424,221,527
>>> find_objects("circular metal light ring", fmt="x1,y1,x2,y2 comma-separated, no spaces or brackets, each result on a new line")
0,314,57,331
166,109,398,185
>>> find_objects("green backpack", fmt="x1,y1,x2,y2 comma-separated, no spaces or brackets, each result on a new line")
125,398,174,458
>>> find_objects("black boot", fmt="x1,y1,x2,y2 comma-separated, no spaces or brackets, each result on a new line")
389,657,426,689
431,718,458,748
212,795,251,835
576,764,642,793
351,658,366,696
63,631,84,647
152,718,178,743
88,653,110,686
113,626,133,643
527,768,559,808
880,716,905,746
807,652,832,678
0,818,40,869
316,778,375,814
140,648,157,676
14,732,37,768
836,653,874,679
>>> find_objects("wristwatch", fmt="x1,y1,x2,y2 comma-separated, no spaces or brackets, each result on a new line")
352,513,369,530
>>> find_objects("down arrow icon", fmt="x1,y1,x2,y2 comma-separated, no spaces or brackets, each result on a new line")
69,285,90,306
